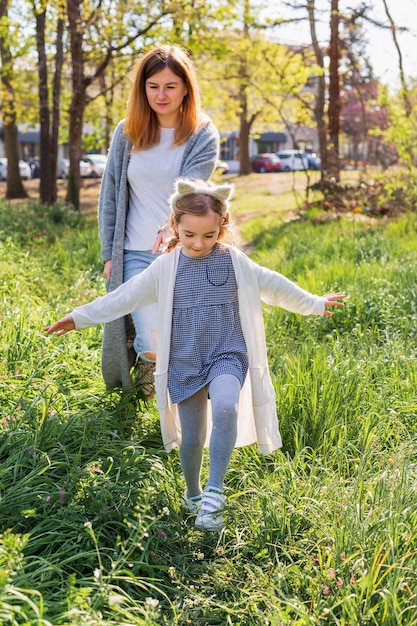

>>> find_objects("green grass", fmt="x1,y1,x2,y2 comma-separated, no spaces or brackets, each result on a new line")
1,194,417,624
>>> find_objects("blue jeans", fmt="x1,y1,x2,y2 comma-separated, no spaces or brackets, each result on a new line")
123,250,160,361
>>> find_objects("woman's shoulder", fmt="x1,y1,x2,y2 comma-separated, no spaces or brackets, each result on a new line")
195,117,219,138
113,119,127,140
107,120,130,159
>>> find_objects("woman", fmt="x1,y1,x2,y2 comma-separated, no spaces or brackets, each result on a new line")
98,44,219,394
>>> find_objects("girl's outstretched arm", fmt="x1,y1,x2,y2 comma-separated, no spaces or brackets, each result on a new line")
44,315,75,336
323,293,345,317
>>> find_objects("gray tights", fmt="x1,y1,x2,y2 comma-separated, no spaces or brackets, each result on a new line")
177,374,241,497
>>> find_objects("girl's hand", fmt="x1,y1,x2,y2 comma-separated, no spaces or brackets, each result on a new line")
322,293,345,317
44,315,75,336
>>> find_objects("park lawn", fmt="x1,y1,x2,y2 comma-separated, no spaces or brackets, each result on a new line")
0,185,417,625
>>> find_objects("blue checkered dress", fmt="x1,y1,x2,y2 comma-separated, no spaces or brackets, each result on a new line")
168,244,249,403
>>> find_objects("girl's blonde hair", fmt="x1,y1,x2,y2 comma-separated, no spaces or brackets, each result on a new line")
165,178,239,252
125,44,203,151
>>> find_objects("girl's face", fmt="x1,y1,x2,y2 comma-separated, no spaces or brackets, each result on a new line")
145,67,188,128
176,210,222,258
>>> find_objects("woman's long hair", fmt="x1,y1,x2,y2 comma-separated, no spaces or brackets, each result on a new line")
125,44,204,151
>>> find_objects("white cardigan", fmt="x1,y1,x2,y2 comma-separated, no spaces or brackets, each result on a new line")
71,245,325,455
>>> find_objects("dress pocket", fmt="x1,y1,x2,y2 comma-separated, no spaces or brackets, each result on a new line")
206,264,229,286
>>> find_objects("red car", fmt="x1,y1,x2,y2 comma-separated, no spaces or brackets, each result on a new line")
250,153,282,173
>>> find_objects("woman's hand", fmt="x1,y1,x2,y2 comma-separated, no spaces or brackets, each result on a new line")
103,259,112,280
322,293,345,317
152,230,171,254
44,315,76,336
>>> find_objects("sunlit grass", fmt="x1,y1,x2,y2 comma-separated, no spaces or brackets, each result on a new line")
1,195,417,624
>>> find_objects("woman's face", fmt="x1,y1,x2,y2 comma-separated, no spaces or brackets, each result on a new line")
145,67,188,128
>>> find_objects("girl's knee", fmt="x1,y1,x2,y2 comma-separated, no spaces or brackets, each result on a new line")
181,433,205,451
212,399,238,427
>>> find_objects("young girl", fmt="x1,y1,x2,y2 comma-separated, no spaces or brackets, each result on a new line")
45,178,344,531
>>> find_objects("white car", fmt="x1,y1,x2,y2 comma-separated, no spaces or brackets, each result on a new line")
80,154,107,177
57,158,70,179
0,157,32,181
276,150,309,172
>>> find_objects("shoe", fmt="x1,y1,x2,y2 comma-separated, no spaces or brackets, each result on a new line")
126,315,137,368
133,358,155,400
195,487,226,531
183,491,202,513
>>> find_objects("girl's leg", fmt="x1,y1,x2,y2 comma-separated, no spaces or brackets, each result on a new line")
177,386,208,498
206,374,241,491
194,374,240,530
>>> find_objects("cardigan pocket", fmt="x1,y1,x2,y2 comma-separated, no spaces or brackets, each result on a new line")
154,372,168,409
249,366,274,407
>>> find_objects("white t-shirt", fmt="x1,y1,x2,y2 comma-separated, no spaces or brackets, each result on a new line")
124,128,186,251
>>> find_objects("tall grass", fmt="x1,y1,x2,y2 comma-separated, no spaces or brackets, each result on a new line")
1,197,417,624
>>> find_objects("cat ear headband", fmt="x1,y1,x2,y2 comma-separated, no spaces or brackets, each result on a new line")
169,177,235,211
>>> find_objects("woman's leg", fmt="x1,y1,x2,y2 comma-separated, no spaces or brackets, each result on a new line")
177,386,208,498
206,374,241,491
123,250,159,361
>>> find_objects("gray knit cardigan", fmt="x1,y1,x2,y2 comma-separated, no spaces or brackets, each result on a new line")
97,118,220,389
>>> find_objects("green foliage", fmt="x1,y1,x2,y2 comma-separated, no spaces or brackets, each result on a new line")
307,168,417,217
0,200,83,247
1,197,417,623
379,83,417,170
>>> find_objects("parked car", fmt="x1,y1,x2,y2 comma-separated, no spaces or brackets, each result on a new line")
0,157,32,181
276,150,309,172
28,158,41,179
57,158,70,179
250,153,282,173
305,152,321,170
215,159,230,174
80,154,107,177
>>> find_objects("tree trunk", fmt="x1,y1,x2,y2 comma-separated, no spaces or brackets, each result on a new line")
0,0,28,199
307,0,328,180
381,0,411,117
326,0,341,181
49,19,64,202
66,0,86,210
238,82,252,175
36,9,55,204
50,18,64,203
